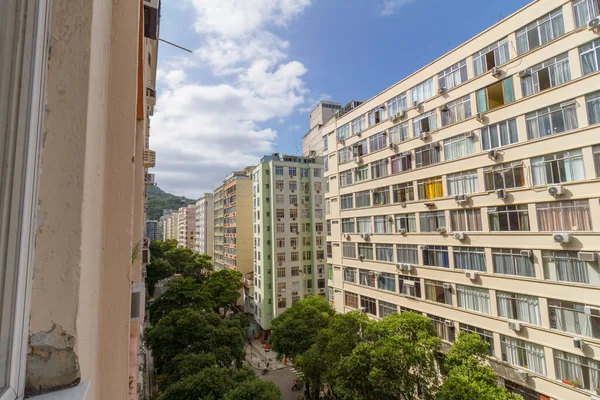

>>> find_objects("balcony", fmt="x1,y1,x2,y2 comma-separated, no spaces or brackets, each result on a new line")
144,173,155,186
146,87,156,107
143,149,156,168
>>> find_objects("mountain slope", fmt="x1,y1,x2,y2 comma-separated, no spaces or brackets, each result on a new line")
146,185,195,220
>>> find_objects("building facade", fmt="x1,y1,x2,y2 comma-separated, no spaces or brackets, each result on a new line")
316,1,600,399
213,184,225,268
252,154,327,332
146,220,159,242
195,193,215,256
177,206,196,249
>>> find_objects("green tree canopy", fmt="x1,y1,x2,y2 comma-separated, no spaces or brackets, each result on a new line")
202,269,243,315
145,258,175,298
160,366,235,400
149,277,213,325
159,353,217,391
182,253,214,282
223,379,282,400
149,239,178,260
164,246,194,273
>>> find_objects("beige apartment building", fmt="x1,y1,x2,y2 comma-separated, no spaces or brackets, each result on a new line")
195,194,215,256
306,1,600,399
1,0,161,399
213,184,225,268
177,205,196,249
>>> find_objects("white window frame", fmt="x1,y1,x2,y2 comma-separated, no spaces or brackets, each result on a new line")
573,0,600,28
443,133,475,161
472,38,510,77
580,39,600,75
351,115,367,136
437,59,468,91
481,118,519,151
410,77,435,104
387,93,407,116
388,122,409,145
521,53,571,97
447,170,478,196
441,95,472,126
516,8,565,55
531,149,585,185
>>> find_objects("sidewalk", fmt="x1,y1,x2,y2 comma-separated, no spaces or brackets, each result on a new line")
245,338,290,371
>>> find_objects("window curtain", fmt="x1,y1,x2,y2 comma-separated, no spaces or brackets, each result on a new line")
553,305,593,337
521,75,535,97
581,48,598,75
537,202,591,232
518,294,541,325
357,218,372,233
553,257,590,284
550,59,571,87
563,106,578,131
587,94,600,124
497,292,514,319
455,250,486,272
377,273,395,290
376,247,394,262
458,286,490,313
525,341,546,375
555,351,584,383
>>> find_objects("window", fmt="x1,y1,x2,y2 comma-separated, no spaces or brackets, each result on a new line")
399,275,421,298
313,169,321,178
291,266,300,276
531,149,585,185
289,180,297,191
536,200,592,232
290,223,298,233
377,271,396,290
358,243,373,260
374,243,394,263
516,8,565,55
476,78,515,112
339,170,353,187
277,267,286,278
457,285,491,314
337,123,350,141
289,167,297,177
415,143,440,168
419,211,446,232
438,59,468,90
342,242,356,258
548,299,600,338
500,336,546,375
595,145,600,177
521,53,571,97
395,214,417,233
391,152,412,174
481,118,519,151
443,133,475,161
492,248,535,277
354,165,369,183
352,139,368,157
422,246,450,268
323,135,328,151
277,282,286,294
371,160,388,179
388,122,409,144
454,247,486,272
290,208,298,218
379,300,398,318
357,217,372,233
374,216,393,234
276,223,285,233
573,0,600,27
484,162,525,190
338,147,352,164
368,107,385,126
301,169,309,179
459,324,494,356
588,91,600,125
412,111,438,135
430,315,456,342
417,176,443,200
276,237,285,247
276,253,286,263
543,250,600,285
315,222,323,233
351,115,367,136
372,187,390,206
368,132,387,152
315,195,322,206
278,298,287,308
355,191,370,208
275,209,285,219
554,350,600,391
489,205,530,232
441,95,472,126
497,291,541,325
411,77,435,104
450,209,482,232
392,182,414,203
581,39,600,76
526,103,578,140
341,218,355,233
291,252,299,261
340,194,353,210
275,166,284,175
361,270,375,288
397,244,419,264
447,170,478,196
344,267,357,283
425,280,452,305
360,296,377,316
275,180,284,190
473,38,510,77
387,93,407,116
345,291,359,308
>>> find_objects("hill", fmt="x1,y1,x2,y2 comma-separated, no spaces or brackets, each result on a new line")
146,185,195,220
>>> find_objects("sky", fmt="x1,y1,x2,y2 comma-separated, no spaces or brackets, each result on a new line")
152,0,531,199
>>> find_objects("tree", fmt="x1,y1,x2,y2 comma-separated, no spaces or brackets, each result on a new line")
182,253,214,282
145,308,245,370
164,246,194,273
438,332,523,400
148,277,213,325
223,379,282,400
160,366,235,400
269,296,336,360
333,312,441,400
145,259,175,298
202,269,243,315
159,353,217,391
149,239,177,260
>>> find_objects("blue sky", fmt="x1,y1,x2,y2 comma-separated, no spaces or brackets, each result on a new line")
152,0,530,199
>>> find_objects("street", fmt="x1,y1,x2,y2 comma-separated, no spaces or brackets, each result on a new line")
257,367,303,400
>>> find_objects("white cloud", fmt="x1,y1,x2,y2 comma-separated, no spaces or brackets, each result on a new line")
380,0,416,16
151,0,312,198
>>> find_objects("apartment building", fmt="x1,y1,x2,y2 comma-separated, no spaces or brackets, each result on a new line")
252,154,327,332
177,206,196,249
0,0,160,398
214,184,225,268
310,1,600,399
146,220,159,242
195,193,215,256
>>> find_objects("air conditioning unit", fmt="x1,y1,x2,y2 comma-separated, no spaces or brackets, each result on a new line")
491,67,502,77
402,264,414,271
553,232,572,244
488,149,498,159
496,189,507,199
453,232,465,240
358,255,365,261
437,87,446,94
464,131,474,138
588,16,600,30
444,320,454,328
130,282,145,320
517,369,529,381
399,111,406,119
293,203,298,206
440,105,449,113
476,113,484,122
520,250,532,258
398,228,407,234
518,69,531,78
548,185,565,197
573,337,585,349
387,215,394,222
455,194,469,204
345,234,351,240
424,202,435,209
389,142,396,149
436,227,447,234
395,263,403,270
443,283,452,290
508,320,522,331
465,270,478,280
419,132,429,141
578,251,597,262
354,156,361,163
388,115,396,123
